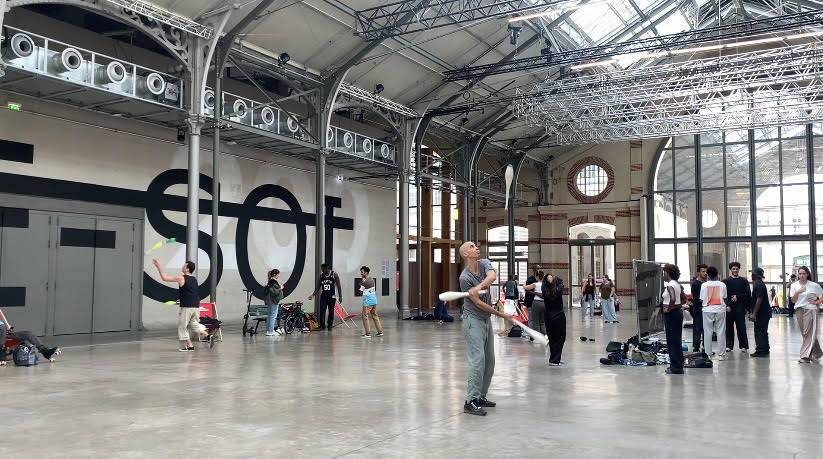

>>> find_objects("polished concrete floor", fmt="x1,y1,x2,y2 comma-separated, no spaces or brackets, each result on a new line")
2,310,822,458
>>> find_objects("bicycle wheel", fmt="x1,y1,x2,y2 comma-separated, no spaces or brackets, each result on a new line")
284,316,296,334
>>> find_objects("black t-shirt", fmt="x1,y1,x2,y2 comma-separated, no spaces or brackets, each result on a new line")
524,275,537,307
179,275,199,308
752,281,770,317
690,278,705,309
723,276,751,308
543,278,565,311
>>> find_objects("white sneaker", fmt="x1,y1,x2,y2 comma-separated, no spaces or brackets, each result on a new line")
275,328,283,335
741,348,748,353
362,333,372,338
265,331,276,336
725,347,732,352
718,355,726,361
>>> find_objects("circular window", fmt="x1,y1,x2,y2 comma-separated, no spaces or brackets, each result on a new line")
701,209,718,228
575,165,608,197
567,157,614,204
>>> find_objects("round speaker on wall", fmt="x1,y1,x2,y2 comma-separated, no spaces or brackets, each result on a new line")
362,138,373,154
380,144,391,159
204,89,216,110
258,106,275,125
10,33,35,58
326,127,335,144
286,116,300,133
232,99,248,117
343,132,354,149
53,47,83,72
142,72,166,95
96,61,126,84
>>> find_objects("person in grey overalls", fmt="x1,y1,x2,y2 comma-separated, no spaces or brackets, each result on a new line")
458,241,515,416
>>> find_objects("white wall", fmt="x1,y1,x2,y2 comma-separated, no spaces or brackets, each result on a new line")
0,99,398,329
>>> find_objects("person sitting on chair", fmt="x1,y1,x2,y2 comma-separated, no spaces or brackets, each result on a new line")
0,307,61,365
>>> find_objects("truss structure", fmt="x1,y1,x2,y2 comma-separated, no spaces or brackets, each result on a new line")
443,8,823,81
104,0,213,39
514,43,823,144
354,0,565,40
338,83,418,117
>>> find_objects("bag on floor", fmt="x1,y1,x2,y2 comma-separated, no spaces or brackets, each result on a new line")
304,313,319,331
685,356,713,368
507,325,522,338
606,341,625,353
631,349,657,365
13,343,38,366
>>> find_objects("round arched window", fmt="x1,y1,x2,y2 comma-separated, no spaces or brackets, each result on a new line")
567,157,615,204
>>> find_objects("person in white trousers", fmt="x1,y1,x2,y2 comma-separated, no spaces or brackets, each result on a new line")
700,266,728,360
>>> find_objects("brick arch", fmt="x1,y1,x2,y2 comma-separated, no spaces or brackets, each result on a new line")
567,156,615,204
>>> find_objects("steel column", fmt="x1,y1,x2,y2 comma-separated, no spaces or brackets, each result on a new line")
186,122,201,263
210,62,222,303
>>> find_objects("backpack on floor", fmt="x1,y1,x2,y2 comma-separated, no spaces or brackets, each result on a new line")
13,344,38,366
631,349,657,365
507,325,522,337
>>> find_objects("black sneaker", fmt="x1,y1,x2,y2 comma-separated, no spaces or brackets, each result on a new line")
750,352,769,358
375,332,384,337
665,367,684,375
478,397,496,407
463,399,487,416
41,347,61,361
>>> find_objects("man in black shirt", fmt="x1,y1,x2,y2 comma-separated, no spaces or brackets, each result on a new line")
749,267,771,357
787,273,797,317
723,261,751,352
690,264,708,352
524,267,540,330
153,259,207,351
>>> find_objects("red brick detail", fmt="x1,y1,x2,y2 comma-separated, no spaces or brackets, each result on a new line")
629,140,642,148
615,236,642,243
487,219,505,228
630,186,643,194
630,163,643,171
529,213,568,221
593,215,615,225
617,288,635,296
566,156,615,204
616,262,633,269
527,262,569,270
615,209,633,217
514,219,527,227
630,209,641,217
478,217,487,223
529,237,569,244
568,216,588,226
528,214,540,221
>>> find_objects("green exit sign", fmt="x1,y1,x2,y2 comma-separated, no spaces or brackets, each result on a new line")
7,102,21,111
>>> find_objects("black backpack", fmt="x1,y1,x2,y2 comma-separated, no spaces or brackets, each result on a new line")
13,344,38,366
507,325,522,337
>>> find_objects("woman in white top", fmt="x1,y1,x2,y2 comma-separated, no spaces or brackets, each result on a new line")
789,266,823,363
662,264,688,375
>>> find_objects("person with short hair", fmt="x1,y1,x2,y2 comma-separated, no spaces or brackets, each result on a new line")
502,275,519,316
152,259,207,351
790,266,823,363
458,241,514,416
264,269,283,336
690,264,708,352
523,271,546,341
723,261,751,353
662,263,687,374
748,267,771,357
699,266,728,360
359,266,383,338
308,264,342,331
787,273,797,317
0,307,61,364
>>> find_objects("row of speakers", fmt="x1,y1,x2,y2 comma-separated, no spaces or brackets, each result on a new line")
326,127,392,158
6,32,166,95
204,89,301,132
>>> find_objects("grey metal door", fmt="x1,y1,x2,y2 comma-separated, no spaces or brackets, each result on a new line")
92,219,134,332
53,215,95,335
0,209,51,335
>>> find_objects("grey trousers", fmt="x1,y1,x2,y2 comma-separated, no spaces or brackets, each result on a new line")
462,313,495,402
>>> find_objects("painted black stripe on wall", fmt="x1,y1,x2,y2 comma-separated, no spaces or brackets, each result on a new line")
60,228,116,249
0,139,34,164
0,287,26,307
0,207,29,228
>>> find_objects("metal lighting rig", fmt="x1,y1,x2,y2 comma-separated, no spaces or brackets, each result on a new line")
514,43,823,144
104,0,213,39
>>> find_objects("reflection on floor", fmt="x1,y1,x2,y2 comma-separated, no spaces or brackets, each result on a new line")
1,310,820,458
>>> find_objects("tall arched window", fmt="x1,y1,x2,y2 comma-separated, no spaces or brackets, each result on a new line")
487,226,528,286
650,125,823,297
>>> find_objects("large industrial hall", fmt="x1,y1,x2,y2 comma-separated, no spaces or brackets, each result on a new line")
1,0,822,457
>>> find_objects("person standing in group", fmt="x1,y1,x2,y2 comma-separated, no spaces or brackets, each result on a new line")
790,266,823,363
502,275,519,317
523,271,546,340
308,264,342,331
787,273,797,317
542,273,567,366
152,259,207,351
723,262,751,353
690,264,708,352
524,268,540,331
264,269,284,336
662,264,687,374
748,267,771,358
699,266,727,360
359,266,383,338
458,241,514,416
581,273,596,318
600,275,617,323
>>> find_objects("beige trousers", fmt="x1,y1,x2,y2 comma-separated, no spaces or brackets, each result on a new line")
362,306,383,334
796,308,823,360
178,307,206,341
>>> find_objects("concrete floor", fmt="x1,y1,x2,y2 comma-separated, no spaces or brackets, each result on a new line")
1,311,821,458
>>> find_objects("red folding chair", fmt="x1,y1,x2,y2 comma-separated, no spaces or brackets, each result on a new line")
334,302,358,328
198,302,222,347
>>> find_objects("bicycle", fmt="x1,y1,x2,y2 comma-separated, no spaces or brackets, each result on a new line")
277,302,305,334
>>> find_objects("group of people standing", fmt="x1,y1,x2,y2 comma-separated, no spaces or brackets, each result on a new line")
580,274,618,322
663,261,823,374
